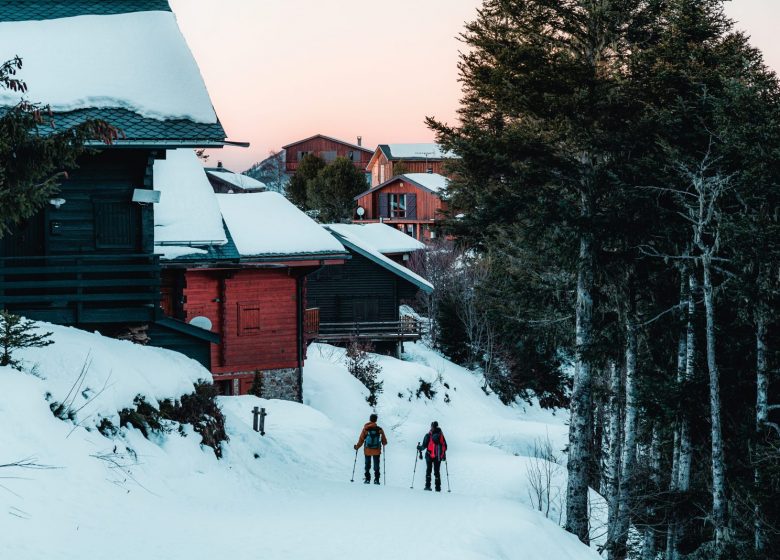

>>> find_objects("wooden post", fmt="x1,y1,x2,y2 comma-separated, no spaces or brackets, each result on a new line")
252,406,267,436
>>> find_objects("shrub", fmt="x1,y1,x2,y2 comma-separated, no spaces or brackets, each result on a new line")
0,311,53,369
416,378,437,400
346,340,383,408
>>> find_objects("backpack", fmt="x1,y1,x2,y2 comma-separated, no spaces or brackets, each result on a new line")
427,430,447,460
365,427,382,449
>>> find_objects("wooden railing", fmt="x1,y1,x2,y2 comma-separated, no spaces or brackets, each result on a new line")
0,253,161,324
303,307,320,339
316,315,421,341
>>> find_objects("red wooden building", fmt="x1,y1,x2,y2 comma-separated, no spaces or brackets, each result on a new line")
282,134,373,178
353,173,449,241
155,151,347,399
366,143,457,187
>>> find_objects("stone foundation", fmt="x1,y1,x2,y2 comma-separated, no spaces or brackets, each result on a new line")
258,367,302,402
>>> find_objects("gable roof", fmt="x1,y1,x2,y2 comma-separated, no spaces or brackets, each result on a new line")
0,1,226,146
282,134,372,154
324,226,433,294
325,223,425,254
354,173,449,200
206,169,267,192
368,143,458,168
217,192,347,259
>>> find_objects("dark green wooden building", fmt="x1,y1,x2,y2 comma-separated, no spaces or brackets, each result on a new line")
0,0,231,364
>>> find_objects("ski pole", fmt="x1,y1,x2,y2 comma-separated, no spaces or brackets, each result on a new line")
410,443,420,489
445,458,451,493
383,445,387,486
350,448,358,482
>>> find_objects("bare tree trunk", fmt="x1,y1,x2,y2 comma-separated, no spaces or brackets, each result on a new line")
643,428,662,560
754,311,767,553
606,361,622,559
701,256,728,551
566,192,595,544
614,313,639,559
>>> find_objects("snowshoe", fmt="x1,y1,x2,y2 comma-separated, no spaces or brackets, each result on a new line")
424,486,432,491
364,478,370,484
374,479,381,485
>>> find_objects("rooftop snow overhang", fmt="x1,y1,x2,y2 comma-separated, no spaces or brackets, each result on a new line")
354,174,441,200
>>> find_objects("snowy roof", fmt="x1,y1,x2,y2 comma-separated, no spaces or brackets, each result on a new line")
207,170,267,191
324,227,433,293
325,223,425,254
0,4,225,143
401,173,449,193
153,150,228,247
377,143,458,161
217,192,347,258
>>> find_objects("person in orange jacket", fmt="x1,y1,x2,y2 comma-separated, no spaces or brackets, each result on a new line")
354,413,388,484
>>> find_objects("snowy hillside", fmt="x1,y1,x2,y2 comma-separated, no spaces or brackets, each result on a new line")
0,323,599,560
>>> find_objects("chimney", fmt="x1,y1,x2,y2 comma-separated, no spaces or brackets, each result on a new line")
217,161,223,169
427,166,433,174
357,136,362,147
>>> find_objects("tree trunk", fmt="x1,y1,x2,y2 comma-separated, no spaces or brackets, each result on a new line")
754,311,767,552
606,361,622,559
643,428,662,560
701,256,728,551
614,313,638,559
566,192,595,545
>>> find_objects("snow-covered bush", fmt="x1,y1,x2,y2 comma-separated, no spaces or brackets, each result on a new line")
346,340,383,408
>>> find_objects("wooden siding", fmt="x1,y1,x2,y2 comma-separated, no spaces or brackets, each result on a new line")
147,322,211,370
181,269,300,374
306,251,405,325
368,152,446,187
284,136,371,174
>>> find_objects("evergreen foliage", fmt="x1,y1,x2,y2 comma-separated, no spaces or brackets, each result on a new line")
0,311,53,369
0,57,119,235
306,156,368,222
286,153,325,210
428,0,780,556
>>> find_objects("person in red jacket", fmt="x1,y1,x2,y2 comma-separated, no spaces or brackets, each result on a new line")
354,413,388,484
417,421,447,491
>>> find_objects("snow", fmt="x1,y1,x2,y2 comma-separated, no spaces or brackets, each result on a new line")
207,169,267,191
154,150,227,246
0,323,601,560
325,223,425,254
325,225,434,292
153,245,208,259
383,143,458,159
402,172,449,193
0,12,217,123
217,192,345,257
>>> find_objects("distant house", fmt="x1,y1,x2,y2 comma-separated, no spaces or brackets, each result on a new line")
155,151,348,398
206,162,267,193
366,143,457,187
282,134,373,180
0,1,229,354
353,173,449,241
307,223,432,356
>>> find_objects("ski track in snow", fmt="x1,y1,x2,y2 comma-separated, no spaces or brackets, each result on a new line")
0,325,600,559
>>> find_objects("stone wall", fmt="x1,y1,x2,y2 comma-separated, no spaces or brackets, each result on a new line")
258,367,302,402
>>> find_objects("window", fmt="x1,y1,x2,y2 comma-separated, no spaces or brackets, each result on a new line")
297,151,311,162
389,193,406,218
321,150,337,163
379,164,385,184
237,302,261,336
94,199,136,249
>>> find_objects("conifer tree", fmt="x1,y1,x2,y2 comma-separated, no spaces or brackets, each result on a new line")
286,153,325,210
0,311,53,369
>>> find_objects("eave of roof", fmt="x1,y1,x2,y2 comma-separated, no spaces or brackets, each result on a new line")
154,316,220,344
282,133,372,154
353,174,443,200
0,0,172,21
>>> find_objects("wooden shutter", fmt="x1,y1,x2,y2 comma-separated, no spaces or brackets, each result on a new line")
237,302,261,336
94,199,135,249
406,193,417,219
378,194,389,218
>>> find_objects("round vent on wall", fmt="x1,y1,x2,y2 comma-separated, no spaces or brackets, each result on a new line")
189,316,213,331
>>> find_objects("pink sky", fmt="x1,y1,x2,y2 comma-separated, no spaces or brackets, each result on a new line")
169,0,780,173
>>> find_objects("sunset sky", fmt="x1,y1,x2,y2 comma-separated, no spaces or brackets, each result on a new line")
168,0,780,172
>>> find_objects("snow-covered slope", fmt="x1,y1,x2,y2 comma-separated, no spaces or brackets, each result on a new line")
0,324,599,560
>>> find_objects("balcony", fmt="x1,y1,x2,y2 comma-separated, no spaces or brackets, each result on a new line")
0,253,161,324
315,315,421,342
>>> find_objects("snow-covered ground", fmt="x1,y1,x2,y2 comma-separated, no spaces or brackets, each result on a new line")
0,323,599,559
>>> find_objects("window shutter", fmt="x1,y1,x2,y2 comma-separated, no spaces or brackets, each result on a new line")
94,199,135,249
406,193,417,219
378,193,389,218
237,302,261,336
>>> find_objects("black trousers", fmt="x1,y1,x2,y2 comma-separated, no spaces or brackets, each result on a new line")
425,456,442,490
364,455,380,481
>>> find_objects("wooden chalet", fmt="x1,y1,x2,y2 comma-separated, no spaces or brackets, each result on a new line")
205,162,267,193
155,152,348,398
282,134,373,180
307,224,432,356
366,143,457,187
353,173,449,241
0,0,237,357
